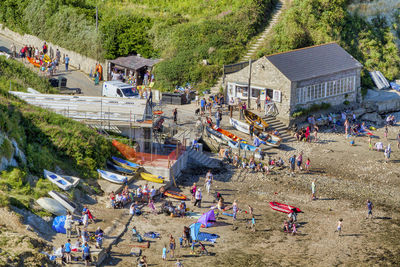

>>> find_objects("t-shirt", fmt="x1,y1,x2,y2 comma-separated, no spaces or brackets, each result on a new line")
367,202,372,210
65,57,70,64
82,245,90,255
289,157,295,165
64,242,71,253
311,182,316,193
200,99,205,108
162,247,167,256
150,189,156,197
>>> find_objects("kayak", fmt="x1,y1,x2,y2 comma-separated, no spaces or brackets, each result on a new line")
112,156,140,170
140,172,164,183
164,190,187,200
27,57,41,67
212,125,242,143
244,110,269,131
269,201,302,214
36,197,67,216
108,160,135,174
48,190,77,214
44,169,80,191
97,169,127,184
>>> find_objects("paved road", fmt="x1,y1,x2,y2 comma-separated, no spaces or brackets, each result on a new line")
0,33,101,96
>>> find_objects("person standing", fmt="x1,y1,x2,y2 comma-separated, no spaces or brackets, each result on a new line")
335,219,343,236
256,95,261,111
205,170,213,194
305,158,311,173
200,98,206,115
190,183,197,202
215,109,220,128
194,188,202,208
82,242,91,266
289,155,296,176
296,152,303,171
169,234,176,259
249,122,254,140
397,131,400,150
384,125,388,140
228,97,234,118
311,179,316,200
42,42,48,54
384,144,391,163
232,200,239,221
366,200,373,219
65,211,73,238
162,244,167,261
64,239,72,263
173,108,178,124
10,43,16,58
65,54,70,71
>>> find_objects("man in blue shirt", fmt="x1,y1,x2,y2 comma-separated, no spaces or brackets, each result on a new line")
200,98,206,115
289,155,296,176
65,55,70,71
82,242,90,266
64,239,72,263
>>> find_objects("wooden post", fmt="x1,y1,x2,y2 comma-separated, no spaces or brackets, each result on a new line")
247,59,252,109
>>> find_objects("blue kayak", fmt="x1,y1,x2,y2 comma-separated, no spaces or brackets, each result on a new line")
107,161,134,174
112,156,140,170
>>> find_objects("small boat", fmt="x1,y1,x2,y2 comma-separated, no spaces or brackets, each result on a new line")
112,140,137,162
244,110,269,131
257,132,282,147
97,169,127,184
107,160,135,174
164,191,187,200
228,140,258,152
140,172,164,184
205,126,227,144
269,202,302,214
229,117,250,134
44,170,80,191
212,125,242,143
112,156,140,170
36,197,67,216
48,190,77,214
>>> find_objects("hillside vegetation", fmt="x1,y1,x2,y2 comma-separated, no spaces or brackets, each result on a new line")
0,56,115,211
0,0,277,90
259,0,400,92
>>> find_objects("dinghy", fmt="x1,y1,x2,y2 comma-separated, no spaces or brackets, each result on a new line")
37,197,67,216
112,156,140,170
229,117,250,134
48,190,77,213
228,140,258,152
206,126,227,144
97,169,127,184
107,160,135,174
243,110,269,131
44,170,80,191
257,132,282,148
269,201,302,214
212,125,242,143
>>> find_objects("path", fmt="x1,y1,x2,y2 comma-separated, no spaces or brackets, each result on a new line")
0,33,101,96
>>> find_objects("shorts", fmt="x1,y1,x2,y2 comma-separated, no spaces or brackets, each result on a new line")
297,161,302,167
162,254,166,260
84,254,90,261
290,163,295,170
337,226,341,231
201,107,205,112
368,210,372,215
170,243,174,250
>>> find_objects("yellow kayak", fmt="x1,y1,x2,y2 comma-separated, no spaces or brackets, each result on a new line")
140,172,164,183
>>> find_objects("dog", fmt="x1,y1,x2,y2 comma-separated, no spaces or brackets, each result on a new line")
195,108,200,115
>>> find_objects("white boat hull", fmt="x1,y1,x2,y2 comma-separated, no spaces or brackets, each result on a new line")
48,190,77,213
37,197,67,216
230,118,250,134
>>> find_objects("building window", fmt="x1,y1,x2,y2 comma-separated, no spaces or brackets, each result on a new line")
297,76,356,104
251,88,262,98
236,85,248,97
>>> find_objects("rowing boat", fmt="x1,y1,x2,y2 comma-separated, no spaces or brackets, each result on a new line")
48,190,77,214
107,160,135,174
140,172,164,183
27,57,41,67
258,132,282,147
229,117,250,134
212,125,242,142
36,197,67,216
111,156,140,170
205,126,227,144
228,139,258,152
97,169,127,184
244,110,269,131
44,170,80,191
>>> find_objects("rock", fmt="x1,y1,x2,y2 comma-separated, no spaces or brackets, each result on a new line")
26,225,33,232
353,108,366,118
361,112,382,123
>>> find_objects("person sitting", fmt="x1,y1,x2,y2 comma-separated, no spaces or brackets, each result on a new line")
256,162,263,172
115,193,123,209
263,165,270,174
249,158,256,172
273,129,280,136
241,159,247,169
283,220,290,233
95,227,104,248
276,157,284,167
177,202,186,217
232,154,239,167
374,142,384,151
109,191,116,209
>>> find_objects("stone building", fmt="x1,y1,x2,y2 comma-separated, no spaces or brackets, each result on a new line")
224,43,363,125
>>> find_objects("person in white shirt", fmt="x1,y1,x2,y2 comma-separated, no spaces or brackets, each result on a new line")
194,188,202,208
150,186,156,200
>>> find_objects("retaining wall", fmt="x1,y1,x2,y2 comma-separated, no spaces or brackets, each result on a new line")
0,24,102,75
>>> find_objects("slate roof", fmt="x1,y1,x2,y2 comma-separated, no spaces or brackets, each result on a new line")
110,55,160,70
266,43,362,82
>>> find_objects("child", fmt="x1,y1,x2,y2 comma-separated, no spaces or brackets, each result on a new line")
335,219,343,236
384,125,388,140
162,244,167,261
368,136,372,150
305,158,310,172
292,223,297,235
251,215,256,232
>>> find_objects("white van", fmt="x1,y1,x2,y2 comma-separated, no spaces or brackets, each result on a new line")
102,81,139,98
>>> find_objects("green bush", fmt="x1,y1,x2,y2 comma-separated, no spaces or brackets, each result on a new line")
261,0,400,90
0,138,14,160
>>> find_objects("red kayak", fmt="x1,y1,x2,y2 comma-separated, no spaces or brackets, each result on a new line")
269,202,302,214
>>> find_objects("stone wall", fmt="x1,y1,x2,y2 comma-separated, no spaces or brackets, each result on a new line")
0,24,102,75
